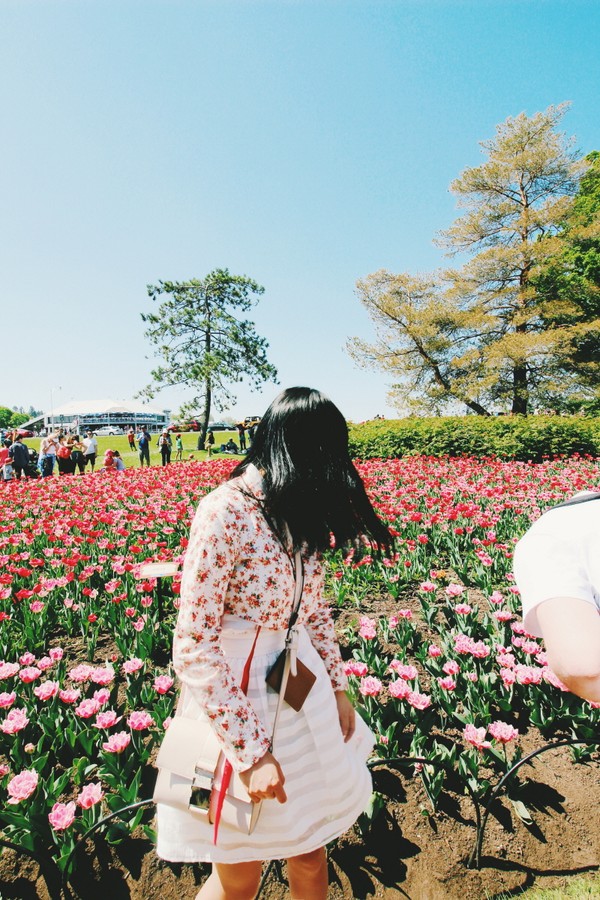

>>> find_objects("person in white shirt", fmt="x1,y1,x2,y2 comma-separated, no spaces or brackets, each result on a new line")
82,431,99,472
39,434,58,477
514,491,600,702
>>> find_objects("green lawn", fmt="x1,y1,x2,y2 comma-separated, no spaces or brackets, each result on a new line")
93,430,242,467
491,874,600,899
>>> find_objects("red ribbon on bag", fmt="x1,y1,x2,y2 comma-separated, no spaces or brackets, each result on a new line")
212,626,261,845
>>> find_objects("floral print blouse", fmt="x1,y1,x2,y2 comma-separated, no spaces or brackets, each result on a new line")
173,464,348,773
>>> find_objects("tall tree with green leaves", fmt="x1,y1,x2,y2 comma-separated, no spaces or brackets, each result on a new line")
533,151,600,411
140,269,278,440
351,105,595,415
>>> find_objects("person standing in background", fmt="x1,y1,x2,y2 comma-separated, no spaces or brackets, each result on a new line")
158,430,172,466
175,433,183,461
56,436,73,476
39,433,58,477
9,434,30,479
82,431,98,473
137,426,151,467
204,428,215,459
0,439,13,483
70,435,86,476
237,422,247,452
127,427,137,451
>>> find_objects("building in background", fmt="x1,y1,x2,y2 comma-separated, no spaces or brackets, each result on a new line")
21,399,171,434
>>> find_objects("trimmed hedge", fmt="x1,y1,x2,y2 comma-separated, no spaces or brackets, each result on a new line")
348,416,600,461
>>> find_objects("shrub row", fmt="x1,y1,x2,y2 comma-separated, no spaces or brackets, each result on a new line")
348,416,600,461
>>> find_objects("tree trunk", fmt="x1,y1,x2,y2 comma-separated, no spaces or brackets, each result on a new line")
511,362,529,415
200,316,212,446
465,399,491,416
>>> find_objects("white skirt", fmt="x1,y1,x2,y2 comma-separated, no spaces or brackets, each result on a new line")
156,618,374,863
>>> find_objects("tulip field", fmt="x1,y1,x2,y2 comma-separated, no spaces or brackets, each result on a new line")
1,455,600,891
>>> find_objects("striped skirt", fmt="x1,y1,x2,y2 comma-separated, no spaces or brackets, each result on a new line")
155,617,374,863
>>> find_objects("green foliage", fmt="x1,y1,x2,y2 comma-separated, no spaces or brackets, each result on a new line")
534,151,600,411
348,416,600,461
9,412,29,428
0,406,15,429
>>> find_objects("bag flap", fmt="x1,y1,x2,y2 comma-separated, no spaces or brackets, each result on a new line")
155,717,221,779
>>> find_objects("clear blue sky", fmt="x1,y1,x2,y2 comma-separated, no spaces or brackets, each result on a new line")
2,0,599,423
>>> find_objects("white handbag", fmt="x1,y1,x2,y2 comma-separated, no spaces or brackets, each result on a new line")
153,715,262,834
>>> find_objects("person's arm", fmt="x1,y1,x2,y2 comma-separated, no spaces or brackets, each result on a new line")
536,597,600,701
173,493,271,773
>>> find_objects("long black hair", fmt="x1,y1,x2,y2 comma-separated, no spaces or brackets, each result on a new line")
230,387,393,555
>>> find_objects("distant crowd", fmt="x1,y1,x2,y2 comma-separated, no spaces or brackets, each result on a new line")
0,421,258,483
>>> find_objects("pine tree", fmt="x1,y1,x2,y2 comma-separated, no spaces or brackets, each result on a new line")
351,105,596,415
140,269,278,440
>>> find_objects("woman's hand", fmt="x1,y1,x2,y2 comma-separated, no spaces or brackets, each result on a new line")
335,690,355,742
239,751,287,803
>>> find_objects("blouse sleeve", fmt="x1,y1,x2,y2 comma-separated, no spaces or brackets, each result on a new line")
302,559,348,692
172,491,271,773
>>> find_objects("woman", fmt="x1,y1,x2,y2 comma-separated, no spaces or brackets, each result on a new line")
156,388,393,899
159,430,172,466
175,433,184,461
55,436,73,476
70,435,86,476
204,428,215,459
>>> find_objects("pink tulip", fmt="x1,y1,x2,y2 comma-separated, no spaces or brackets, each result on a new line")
59,688,82,704
1,708,29,734
122,658,144,675
419,581,436,593
7,769,38,804
75,698,101,719
19,667,42,683
463,724,491,751
359,676,383,697
77,782,104,809
127,710,155,731
91,666,115,686
454,603,473,615
0,662,19,679
407,691,431,710
154,675,175,694
69,664,94,683
93,688,111,706
48,801,76,831
388,678,411,700
442,660,460,676
489,721,519,744
33,681,60,701
102,731,131,753
389,661,418,680
94,710,122,729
